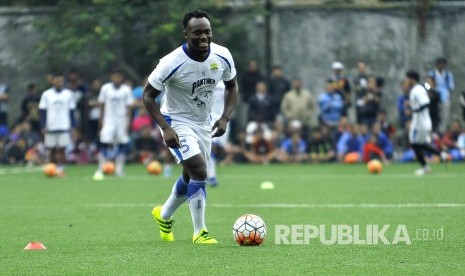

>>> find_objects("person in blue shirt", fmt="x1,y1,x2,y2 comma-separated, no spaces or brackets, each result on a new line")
277,131,308,163
397,80,412,130
336,124,365,162
428,58,454,132
319,80,344,128
371,122,394,159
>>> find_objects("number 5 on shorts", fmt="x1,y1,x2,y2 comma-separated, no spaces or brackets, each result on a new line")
179,139,189,153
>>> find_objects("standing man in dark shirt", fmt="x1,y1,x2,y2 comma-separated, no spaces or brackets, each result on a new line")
354,61,369,123
239,60,265,132
248,81,276,125
21,83,41,133
241,60,264,103
328,61,351,117
425,76,441,134
268,65,291,110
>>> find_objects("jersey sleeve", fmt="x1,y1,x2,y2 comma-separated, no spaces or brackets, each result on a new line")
417,87,430,106
38,92,47,110
126,87,134,106
97,86,106,104
148,58,171,92
69,91,77,110
218,48,236,82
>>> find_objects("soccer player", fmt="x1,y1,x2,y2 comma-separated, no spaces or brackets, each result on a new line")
143,10,238,244
404,70,447,176
207,81,228,186
39,73,76,176
93,68,134,179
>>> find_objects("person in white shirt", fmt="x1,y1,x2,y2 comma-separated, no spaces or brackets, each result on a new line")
93,68,134,179
39,73,76,176
143,10,238,244
405,70,448,176
207,81,228,187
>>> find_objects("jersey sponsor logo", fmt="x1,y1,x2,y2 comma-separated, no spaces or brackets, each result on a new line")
182,71,194,76
210,62,218,74
192,78,216,93
191,78,216,108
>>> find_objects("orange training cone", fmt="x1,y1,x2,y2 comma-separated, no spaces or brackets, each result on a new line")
24,241,47,250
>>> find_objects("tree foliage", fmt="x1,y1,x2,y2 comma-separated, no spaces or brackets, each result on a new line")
34,0,259,82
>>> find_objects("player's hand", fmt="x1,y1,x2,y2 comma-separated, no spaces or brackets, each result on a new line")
163,127,181,148
212,118,228,138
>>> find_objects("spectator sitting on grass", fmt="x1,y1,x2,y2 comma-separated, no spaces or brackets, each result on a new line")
244,127,276,165
336,124,365,163
371,122,394,160
363,134,389,163
222,130,249,165
276,130,308,163
442,120,463,161
308,127,335,163
376,110,396,139
133,125,158,165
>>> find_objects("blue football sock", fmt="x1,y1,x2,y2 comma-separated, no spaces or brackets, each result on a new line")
187,180,207,234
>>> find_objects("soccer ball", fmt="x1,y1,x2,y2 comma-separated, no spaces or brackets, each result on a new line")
367,159,383,174
232,214,266,246
344,152,360,164
43,163,57,177
102,161,115,175
147,161,162,175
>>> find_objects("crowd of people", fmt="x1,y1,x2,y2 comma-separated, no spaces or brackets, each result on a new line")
225,58,465,166
0,68,168,169
0,58,464,167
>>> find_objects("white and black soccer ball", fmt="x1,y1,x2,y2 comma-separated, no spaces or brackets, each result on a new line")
232,214,267,246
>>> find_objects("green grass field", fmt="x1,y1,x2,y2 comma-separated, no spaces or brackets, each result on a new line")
1,163,465,275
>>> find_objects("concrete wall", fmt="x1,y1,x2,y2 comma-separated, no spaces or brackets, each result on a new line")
0,8,49,125
267,6,465,123
1,5,465,126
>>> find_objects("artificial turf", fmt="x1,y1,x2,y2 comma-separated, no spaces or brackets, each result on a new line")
1,163,464,275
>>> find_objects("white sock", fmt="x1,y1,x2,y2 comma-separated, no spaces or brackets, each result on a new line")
207,154,216,180
115,154,125,175
97,152,106,172
160,176,187,220
187,180,207,235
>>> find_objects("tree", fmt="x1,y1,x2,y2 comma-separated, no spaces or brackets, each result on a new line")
34,0,259,82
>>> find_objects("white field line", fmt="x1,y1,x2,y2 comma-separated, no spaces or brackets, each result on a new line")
85,203,465,209
80,172,462,181
217,172,461,179
0,167,42,175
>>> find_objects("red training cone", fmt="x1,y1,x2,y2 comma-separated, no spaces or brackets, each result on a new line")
24,242,47,250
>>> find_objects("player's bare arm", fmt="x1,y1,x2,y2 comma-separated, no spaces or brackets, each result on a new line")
212,77,238,138
126,105,133,133
98,104,105,131
142,82,181,148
